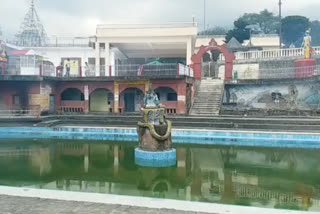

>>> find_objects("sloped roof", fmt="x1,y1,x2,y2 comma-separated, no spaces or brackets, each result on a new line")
226,37,242,50
9,49,36,56
195,36,225,48
244,34,280,47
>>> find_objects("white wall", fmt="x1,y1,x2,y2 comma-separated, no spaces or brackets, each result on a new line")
219,63,260,80
32,47,95,67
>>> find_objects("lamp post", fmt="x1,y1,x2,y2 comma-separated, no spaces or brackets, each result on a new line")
203,0,206,32
279,0,282,48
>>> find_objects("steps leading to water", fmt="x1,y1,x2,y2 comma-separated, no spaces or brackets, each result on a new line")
190,79,224,116
34,114,320,132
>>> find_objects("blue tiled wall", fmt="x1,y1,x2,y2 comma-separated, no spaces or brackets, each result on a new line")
0,127,319,149
135,148,177,167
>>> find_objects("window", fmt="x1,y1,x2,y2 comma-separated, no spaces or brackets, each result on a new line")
167,93,177,101
99,43,105,49
13,95,20,105
88,58,96,66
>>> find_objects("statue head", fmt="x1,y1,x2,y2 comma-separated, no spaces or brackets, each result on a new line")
143,85,160,108
305,29,311,36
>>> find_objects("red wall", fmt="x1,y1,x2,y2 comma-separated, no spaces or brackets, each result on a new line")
0,82,40,110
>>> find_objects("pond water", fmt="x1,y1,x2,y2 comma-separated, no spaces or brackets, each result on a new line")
0,139,319,212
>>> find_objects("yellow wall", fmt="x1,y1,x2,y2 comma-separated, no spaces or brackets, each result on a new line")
90,90,109,112
29,94,49,111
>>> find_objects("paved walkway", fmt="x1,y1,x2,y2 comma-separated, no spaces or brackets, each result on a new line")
0,195,210,214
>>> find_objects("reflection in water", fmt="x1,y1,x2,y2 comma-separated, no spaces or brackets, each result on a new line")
0,139,319,212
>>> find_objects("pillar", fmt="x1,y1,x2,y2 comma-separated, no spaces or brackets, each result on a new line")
84,144,89,173
105,42,110,76
186,38,193,66
114,82,119,113
84,85,89,113
177,81,187,114
95,42,100,76
114,145,119,176
186,186,191,201
225,60,233,81
144,81,150,93
177,148,187,181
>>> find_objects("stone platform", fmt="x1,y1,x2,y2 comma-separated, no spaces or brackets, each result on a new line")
0,186,317,214
0,195,208,214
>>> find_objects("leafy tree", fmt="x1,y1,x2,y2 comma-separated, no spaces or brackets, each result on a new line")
281,16,310,47
310,20,320,46
238,9,280,34
198,26,227,35
225,19,250,43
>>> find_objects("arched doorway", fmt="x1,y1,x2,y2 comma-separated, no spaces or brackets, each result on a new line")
89,89,113,112
120,88,144,112
191,39,235,80
61,88,84,101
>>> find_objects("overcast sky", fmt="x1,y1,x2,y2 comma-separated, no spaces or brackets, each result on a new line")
1,0,320,38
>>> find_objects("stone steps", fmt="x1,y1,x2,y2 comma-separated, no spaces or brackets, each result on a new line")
190,79,224,116
34,114,320,132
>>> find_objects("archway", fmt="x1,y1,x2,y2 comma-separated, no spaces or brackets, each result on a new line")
89,89,113,112
154,87,177,101
120,88,144,112
61,88,84,101
191,39,235,80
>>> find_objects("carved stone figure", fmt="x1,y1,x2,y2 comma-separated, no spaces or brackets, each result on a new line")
288,85,299,109
144,87,160,108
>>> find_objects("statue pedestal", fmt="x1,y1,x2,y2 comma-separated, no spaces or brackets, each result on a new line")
295,59,315,78
135,104,176,167
135,148,176,167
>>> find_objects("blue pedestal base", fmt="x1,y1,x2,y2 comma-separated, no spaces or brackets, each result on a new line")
135,148,176,168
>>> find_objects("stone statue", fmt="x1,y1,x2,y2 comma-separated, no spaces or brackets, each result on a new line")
135,85,175,167
302,29,312,59
288,85,299,109
144,87,160,108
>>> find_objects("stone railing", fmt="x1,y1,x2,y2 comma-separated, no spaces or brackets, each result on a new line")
59,101,85,113
219,46,320,62
0,108,41,119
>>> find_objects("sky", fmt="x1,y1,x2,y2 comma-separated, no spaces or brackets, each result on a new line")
1,0,320,39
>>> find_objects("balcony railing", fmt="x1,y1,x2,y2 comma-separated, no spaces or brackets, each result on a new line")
1,63,193,78
7,36,95,48
219,46,320,62
56,63,193,78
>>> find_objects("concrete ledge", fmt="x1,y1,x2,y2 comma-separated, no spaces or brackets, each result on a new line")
0,186,316,214
0,126,319,149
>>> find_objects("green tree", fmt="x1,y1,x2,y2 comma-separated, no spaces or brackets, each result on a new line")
310,20,320,46
225,19,250,43
281,16,310,47
198,26,227,35
238,9,279,34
